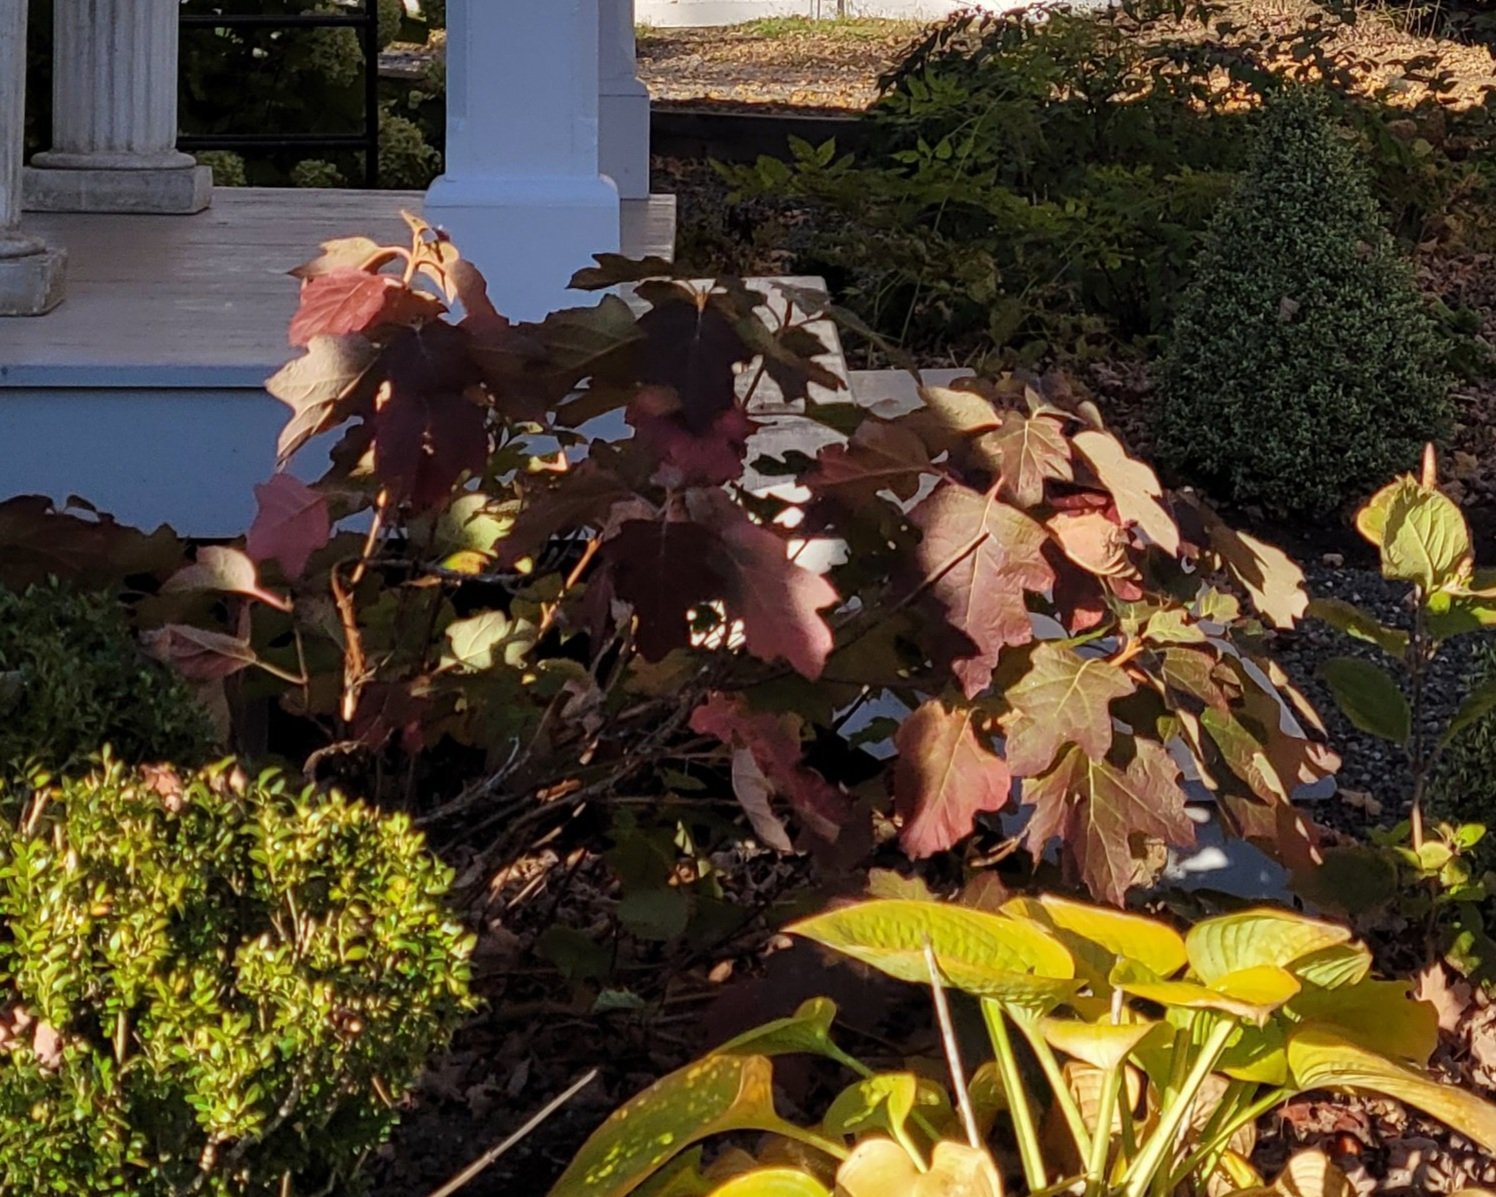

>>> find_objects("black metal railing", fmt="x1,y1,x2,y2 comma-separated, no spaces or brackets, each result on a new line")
176,2,382,187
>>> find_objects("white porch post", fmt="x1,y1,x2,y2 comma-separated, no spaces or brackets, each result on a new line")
424,0,620,322
24,0,212,214
599,0,650,201
0,0,64,315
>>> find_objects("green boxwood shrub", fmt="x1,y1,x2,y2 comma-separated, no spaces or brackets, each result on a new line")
0,582,216,775
0,757,474,1195
1156,87,1452,516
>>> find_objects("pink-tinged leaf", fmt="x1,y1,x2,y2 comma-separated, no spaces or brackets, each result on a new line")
1073,429,1180,555
1021,739,1195,905
246,474,332,581
977,410,1074,508
1001,641,1136,776
893,698,1012,858
730,749,796,853
267,333,380,465
686,489,839,680
142,624,258,682
163,546,290,612
290,236,403,280
628,388,754,487
1047,509,1138,582
289,269,441,346
691,692,845,844
911,483,1054,699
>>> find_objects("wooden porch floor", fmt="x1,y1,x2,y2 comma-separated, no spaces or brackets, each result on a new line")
0,189,678,389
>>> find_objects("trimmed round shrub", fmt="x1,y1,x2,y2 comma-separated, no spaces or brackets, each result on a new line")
0,581,216,774
1156,87,1451,516
290,158,347,188
377,111,443,189
0,758,474,1195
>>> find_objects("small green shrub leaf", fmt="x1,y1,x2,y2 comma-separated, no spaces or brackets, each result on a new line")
1307,598,1409,658
1356,477,1472,594
1318,656,1411,745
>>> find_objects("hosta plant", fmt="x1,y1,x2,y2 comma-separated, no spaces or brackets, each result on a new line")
549,896,1496,1197
113,220,1335,908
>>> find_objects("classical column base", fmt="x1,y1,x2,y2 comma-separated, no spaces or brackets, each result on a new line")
600,85,651,201
0,245,66,316
23,164,212,214
424,172,621,322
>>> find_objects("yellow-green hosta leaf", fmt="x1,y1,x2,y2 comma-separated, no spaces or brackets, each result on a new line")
1218,1019,1288,1086
1117,963,1300,1025
637,1151,714,1197
1288,981,1437,1067
1288,944,1373,990
717,998,843,1061
1287,1028,1496,1152
789,900,1077,1007
1187,910,1351,984
1231,1149,1355,1197
709,1171,832,1197
823,1074,918,1140
1041,1017,1155,1071
546,1055,791,1197
834,1139,1002,1197
1004,893,1187,981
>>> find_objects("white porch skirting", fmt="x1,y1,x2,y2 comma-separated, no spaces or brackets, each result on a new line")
0,189,676,535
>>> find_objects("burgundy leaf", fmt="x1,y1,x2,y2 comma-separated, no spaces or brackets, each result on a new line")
603,520,721,661
637,294,750,433
142,624,258,682
290,269,417,346
629,388,755,487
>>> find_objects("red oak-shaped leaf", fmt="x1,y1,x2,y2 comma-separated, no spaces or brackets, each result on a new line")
1022,739,1195,905
805,419,931,505
602,519,721,661
978,411,1073,508
163,546,290,612
687,489,839,680
267,334,380,465
628,387,754,487
1002,641,1136,776
141,624,258,682
372,384,487,510
1192,501,1309,630
246,474,332,581
637,293,750,433
289,269,442,346
691,692,845,844
911,483,1054,699
893,697,1012,858
1073,429,1180,555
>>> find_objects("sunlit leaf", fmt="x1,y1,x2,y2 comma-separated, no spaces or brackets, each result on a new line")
1288,1028,1496,1152
545,1055,792,1197
834,1139,1002,1197
789,899,1077,1007
1002,642,1136,774
1307,598,1408,658
1186,910,1351,984
709,1171,831,1197
1073,428,1179,554
1356,476,1472,593
1004,893,1187,981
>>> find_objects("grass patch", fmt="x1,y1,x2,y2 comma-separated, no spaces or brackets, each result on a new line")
737,16,920,40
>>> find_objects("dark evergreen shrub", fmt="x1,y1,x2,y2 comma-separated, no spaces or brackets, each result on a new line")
0,581,216,774
1156,87,1452,516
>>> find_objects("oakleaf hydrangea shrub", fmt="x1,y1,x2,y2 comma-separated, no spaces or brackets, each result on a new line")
1156,87,1451,515
0,581,216,774
0,758,473,1195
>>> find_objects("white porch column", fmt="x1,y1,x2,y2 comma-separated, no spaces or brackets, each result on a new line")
0,0,64,315
24,0,211,214
599,0,650,200
424,0,620,322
